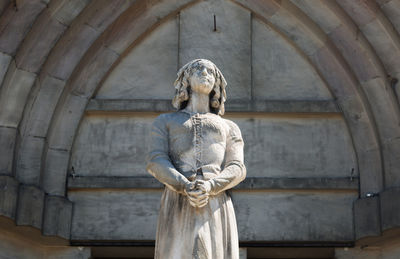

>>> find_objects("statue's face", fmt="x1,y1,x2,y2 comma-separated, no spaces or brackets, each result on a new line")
189,60,216,95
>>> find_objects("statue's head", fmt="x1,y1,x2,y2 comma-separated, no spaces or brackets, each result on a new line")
172,59,227,115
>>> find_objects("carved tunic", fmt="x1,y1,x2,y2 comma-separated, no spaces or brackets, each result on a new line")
147,110,246,259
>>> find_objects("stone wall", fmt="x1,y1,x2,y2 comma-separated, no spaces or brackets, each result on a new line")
0,0,399,258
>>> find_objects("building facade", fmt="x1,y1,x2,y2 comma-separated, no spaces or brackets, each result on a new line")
0,0,400,258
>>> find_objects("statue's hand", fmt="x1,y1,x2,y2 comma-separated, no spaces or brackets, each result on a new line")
184,181,210,208
184,181,196,194
195,180,212,194
187,189,209,208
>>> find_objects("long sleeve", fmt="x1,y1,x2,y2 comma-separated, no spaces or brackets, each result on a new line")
146,114,191,193
208,120,246,195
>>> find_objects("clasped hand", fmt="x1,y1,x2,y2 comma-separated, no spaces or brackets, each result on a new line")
184,180,212,208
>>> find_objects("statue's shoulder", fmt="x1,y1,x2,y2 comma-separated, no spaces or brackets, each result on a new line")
155,111,181,119
221,118,242,136
153,113,167,124
153,111,185,124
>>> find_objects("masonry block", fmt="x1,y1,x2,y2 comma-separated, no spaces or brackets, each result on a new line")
48,0,90,26
104,0,192,55
42,195,73,239
45,23,98,80
16,9,67,73
69,189,162,240
46,93,87,152
380,187,400,231
0,52,11,86
42,148,70,196
361,12,400,76
380,0,400,37
252,17,332,100
311,44,357,98
180,0,251,100
20,75,65,138
0,175,18,219
0,0,46,55
330,24,381,83
0,126,16,175
382,138,400,188
69,46,119,98
15,136,45,185
70,189,357,241
16,185,44,229
0,60,36,128
269,1,327,57
361,77,400,138
234,0,279,18
336,95,383,196
0,1,9,15
354,196,381,240
97,17,178,100
337,0,378,26
357,147,384,196
292,0,344,34
85,0,131,31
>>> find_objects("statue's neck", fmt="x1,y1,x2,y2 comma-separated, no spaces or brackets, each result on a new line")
184,91,210,114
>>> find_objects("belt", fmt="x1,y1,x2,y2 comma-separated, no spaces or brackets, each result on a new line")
196,167,203,176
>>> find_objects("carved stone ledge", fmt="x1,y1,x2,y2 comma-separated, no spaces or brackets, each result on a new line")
67,176,358,190
86,99,341,114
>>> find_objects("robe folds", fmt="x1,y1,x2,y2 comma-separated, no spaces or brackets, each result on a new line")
147,110,246,259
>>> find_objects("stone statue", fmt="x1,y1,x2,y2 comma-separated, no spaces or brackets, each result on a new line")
146,59,246,259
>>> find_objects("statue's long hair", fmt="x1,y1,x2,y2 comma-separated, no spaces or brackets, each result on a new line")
172,59,227,115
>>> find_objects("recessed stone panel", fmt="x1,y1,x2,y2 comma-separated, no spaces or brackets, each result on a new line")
252,18,332,100
69,189,356,241
69,189,162,240
70,115,155,177
179,0,251,100
96,17,179,99
228,115,357,178
233,190,357,241
71,114,356,179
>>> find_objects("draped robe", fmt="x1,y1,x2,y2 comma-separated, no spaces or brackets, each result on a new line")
147,110,246,259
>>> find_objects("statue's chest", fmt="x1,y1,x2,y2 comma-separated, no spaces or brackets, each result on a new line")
168,114,227,152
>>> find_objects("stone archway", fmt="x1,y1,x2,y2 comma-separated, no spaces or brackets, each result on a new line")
0,0,400,258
